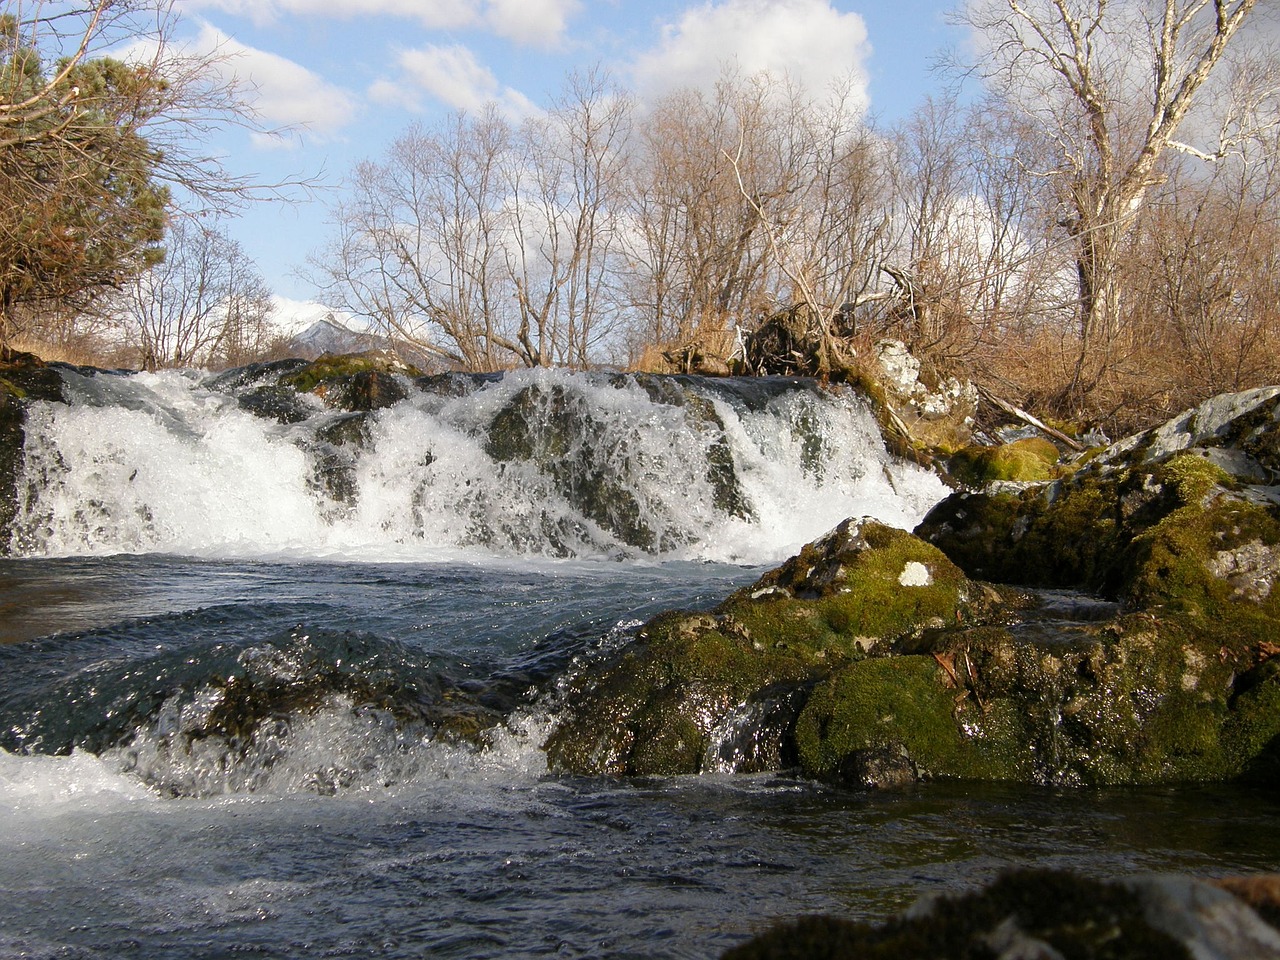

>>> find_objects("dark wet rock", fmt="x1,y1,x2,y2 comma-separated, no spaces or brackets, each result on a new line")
723,868,1280,960
0,356,68,549
237,383,317,423
307,412,374,509
484,377,755,552
486,381,659,551
0,627,508,797
280,350,420,412
203,358,309,393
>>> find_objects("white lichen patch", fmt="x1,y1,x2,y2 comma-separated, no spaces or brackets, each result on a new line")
898,561,933,587
1182,647,1206,691
1208,539,1278,602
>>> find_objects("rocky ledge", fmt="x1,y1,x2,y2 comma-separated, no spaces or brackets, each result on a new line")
724,867,1280,960
544,386,1280,788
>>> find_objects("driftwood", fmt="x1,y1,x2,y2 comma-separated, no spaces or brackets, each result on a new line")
977,384,1084,452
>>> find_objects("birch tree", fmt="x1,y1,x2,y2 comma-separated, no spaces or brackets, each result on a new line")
960,0,1263,399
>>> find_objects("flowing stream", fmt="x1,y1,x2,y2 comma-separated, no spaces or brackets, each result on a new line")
1,366,1277,958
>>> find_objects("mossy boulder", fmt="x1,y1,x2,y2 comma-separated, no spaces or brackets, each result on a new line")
917,389,1280,642
947,436,1062,487
486,381,660,551
542,518,1013,780
279,351,420,412
545,411,1280,787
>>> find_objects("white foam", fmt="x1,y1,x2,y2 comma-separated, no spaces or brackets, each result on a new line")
0,749,156,825
11,369,947,564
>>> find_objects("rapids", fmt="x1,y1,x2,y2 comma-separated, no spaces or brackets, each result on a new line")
6,366,945,562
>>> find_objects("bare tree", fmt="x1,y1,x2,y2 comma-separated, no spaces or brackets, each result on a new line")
619,73,779,356
880,94,1068,366
113,217,273,369
313,110,520,371
959,0,1264,401
724,74,892,374
503,68,631,368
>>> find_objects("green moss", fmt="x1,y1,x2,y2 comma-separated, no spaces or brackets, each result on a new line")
1224,659,1280,782
949,437,1061,487
794,656,1015,783
280,352,419,402
921,470,1128,591
1121,455,1280,637
724,521,972,655
630,709,705,775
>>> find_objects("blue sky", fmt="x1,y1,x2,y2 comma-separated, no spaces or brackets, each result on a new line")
171,0,963,313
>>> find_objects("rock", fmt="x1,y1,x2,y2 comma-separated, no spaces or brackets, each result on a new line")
873,339,978,452
236,383,317,423
1130,874,1280,960
486,381,660,551
875,339,978,422
917,392,1280,640
546,481,1280,786
722,868,1280,960
543,518,1013,780
1100,386,1280,471
947,436,1062,487
279,350,419,411
483,376,756,553
1214,876,1280,930
0,356,69,552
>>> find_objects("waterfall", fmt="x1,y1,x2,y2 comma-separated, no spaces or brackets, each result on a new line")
7,365,946,563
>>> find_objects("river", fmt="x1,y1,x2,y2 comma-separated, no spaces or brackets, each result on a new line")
0,366,1277,958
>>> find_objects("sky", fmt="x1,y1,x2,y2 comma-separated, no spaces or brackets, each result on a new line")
166,0,964,316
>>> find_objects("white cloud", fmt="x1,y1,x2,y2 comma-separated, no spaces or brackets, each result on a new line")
184,0,481,30
369,43,538,118
484,0,580,48
630,0,871,108
184,0,580,46
161,24,359,146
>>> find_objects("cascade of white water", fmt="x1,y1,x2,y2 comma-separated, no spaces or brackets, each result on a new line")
9,368,947,563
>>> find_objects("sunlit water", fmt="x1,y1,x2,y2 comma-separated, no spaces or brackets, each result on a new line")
1,368,1278,958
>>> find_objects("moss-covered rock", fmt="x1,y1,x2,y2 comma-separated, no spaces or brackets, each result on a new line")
546,445,1280,788
543,518,1015,780
947,436,1062,486
279,351,419,411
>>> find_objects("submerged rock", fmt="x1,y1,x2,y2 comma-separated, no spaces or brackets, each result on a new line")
723,868,1280,960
